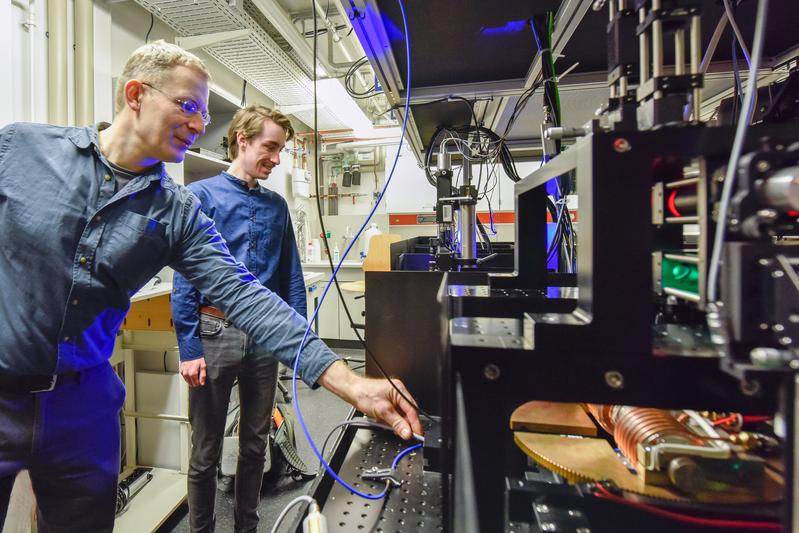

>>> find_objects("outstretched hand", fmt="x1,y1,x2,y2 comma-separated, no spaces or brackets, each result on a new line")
318,361,424,440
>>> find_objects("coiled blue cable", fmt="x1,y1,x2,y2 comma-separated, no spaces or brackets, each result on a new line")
292,0,413,500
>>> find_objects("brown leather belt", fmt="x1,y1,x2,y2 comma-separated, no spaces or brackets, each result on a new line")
200,305,226,320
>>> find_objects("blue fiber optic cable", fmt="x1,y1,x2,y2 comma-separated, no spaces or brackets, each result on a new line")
391,443,423,470
292,0,413,500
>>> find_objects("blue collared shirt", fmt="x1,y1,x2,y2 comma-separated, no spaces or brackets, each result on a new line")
172,172,307,361
0,122,337,386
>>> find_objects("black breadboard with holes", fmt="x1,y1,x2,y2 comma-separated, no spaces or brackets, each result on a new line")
320,428,444,532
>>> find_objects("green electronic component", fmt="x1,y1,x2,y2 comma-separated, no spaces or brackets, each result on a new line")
662,255,699,295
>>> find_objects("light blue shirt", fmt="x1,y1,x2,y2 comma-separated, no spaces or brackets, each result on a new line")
0,122,337,386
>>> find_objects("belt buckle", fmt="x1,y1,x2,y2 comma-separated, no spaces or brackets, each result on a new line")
31,375,58,393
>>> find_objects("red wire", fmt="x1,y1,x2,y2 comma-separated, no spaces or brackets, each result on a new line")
742,416,771,424
593,483,781,530
712,415,738,427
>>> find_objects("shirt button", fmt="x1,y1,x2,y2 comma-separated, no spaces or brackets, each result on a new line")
72,299,79,306
79,256,88,265
94,214,102,223
62,336,70,342
104,174,112,182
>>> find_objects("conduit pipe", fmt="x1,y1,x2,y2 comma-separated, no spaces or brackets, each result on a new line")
47,0,68,125
74,0,93,126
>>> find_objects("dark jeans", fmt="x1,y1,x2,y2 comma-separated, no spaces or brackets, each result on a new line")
0,363,125,532
188,314,278,533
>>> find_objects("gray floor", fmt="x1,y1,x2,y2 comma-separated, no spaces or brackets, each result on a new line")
157,347,365,533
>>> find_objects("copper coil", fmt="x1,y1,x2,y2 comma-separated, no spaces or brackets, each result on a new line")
589,405,704,466
586,404,615,435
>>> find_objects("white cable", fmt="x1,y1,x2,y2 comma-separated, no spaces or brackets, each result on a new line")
269,495,316,533
722,0,758,122
722,0,751,65
707,0,769,303
699,13,729,74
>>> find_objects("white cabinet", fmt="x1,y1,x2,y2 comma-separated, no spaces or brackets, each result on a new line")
302,263,365,341
314,280,340,339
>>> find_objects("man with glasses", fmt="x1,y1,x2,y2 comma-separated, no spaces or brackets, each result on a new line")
0,40,421,532
171,106,307,532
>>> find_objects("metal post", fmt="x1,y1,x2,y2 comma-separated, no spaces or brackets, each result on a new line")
652,0,664,98
460,160,477,262
690,15,702,120
674,29,685,75
639,7,650,83
619,75,628,97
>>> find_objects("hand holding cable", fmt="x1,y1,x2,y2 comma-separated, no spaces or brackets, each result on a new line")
317,361,424,441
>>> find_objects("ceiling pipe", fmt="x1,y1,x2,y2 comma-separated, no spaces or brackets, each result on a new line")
313,0,340,42
249,0,344,77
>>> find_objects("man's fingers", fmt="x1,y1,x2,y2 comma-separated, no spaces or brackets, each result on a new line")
390,381,425,436
388,410,413,440
178,360,206,388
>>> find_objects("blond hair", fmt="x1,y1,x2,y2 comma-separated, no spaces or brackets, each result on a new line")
115,40,211,113
227,105,295,161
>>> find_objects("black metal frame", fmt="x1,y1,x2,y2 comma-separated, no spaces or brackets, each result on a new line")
442,124,799,532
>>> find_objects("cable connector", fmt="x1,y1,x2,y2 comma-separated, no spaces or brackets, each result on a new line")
302,501,328,533
361,467,402,487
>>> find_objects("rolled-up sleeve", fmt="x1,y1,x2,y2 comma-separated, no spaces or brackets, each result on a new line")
170,192,338,387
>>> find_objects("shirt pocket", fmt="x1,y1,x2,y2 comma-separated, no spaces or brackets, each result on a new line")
95,211,169,292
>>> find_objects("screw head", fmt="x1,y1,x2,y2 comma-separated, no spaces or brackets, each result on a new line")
756,160,772,173
483,363,501,381
790,314,799,324
758,209,778,221
613,138,631,153
740,379,762,396
772,270,785,278
779,336,793,346
773,324,786,332
789,359,799,370
605,370,624,389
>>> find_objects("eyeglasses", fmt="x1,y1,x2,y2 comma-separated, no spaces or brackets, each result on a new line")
142,82,211,126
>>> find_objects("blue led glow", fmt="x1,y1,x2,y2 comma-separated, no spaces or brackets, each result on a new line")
480,20,527,36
